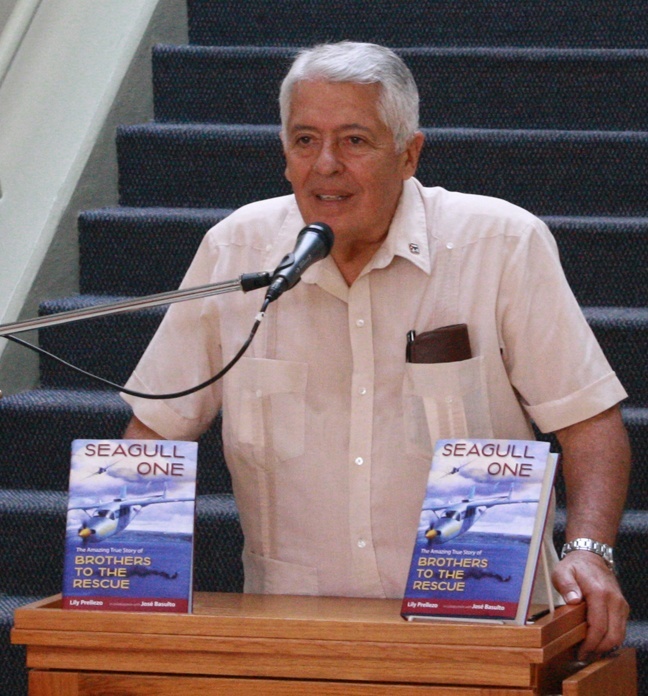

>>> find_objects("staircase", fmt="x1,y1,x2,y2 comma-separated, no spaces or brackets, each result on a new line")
1,1,647,693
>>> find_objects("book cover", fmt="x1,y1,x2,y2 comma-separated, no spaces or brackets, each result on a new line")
62,439,198,613
401,438,557,624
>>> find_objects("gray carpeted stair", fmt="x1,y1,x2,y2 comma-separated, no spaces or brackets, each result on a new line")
1,1,647,693
187,0,648,49
153,44,648,131
117,123,648,217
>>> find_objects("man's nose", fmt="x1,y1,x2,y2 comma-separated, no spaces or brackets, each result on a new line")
313,141,343,175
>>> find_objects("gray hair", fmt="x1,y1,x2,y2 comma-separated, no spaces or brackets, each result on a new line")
279,42,420,152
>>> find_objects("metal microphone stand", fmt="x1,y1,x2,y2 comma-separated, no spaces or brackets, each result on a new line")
0,271,272,338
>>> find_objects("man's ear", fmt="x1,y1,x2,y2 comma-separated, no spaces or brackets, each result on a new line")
402,131,425,180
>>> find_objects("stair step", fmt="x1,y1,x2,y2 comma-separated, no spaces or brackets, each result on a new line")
621,408,648,510
583,307,648,406
192,494,243,593
78,209,648,307
540,406,648,512
34,290,648,407
37,296,165,389
546,217,648,307
0,490,242,596
186,0,648,49
554,508,648,621
0,390,231,494
0,390,130,490
1,390,644,506
117,124,648,216
0,595,33,696
615,511,648,623
0,490,67,596
153,44,648,131
117,123,289,210
78,207,230,295
626,621,648,687
2,488,645,618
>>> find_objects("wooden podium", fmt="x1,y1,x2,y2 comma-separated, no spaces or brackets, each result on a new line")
12,593,636,695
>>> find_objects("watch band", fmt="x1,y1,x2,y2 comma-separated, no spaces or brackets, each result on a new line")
561,537,615,571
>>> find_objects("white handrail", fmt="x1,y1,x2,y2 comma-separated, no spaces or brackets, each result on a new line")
0,0,42,90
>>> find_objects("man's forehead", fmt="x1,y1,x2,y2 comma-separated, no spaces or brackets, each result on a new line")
289,79,382,106
287,81,388,130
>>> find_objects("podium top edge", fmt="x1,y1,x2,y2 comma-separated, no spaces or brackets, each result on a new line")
12,592,586,651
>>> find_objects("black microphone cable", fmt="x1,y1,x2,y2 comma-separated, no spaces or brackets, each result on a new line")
2,222,335,401
3,294,272,400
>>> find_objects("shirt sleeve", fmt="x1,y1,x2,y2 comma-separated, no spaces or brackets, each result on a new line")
496,218,627,433
121,232,225,441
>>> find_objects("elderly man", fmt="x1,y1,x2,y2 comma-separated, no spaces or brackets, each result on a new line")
122,42,630,660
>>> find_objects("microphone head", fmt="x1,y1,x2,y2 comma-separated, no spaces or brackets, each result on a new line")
265,222,335,303
299,222,334,256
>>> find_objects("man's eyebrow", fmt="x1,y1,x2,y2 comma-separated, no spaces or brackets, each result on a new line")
288,123,375,135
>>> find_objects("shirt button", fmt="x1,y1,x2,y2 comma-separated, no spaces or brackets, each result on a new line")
356,319,365,327
256,390,263,398
359,387,367,395
355,457,364,466
357,539,367,548
446,242,455,250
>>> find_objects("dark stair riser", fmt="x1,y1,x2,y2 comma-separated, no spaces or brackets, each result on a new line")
78,208,230,296
2,489,647,619
117,125,648,217
548,218,648,308
37,300,165,389
553,511,648,621
2,393,647,509
187,0,648,49
0,596,32,696
79,208,648,307
35,296,648,408
154,44,648,131
549,409,648,512
584,309,648,406
0,491,243,596
0,392,231,495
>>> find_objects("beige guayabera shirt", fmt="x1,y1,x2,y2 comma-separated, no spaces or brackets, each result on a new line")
123,178,626,598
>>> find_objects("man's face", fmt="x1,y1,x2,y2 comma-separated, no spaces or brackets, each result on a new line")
282,80,423,248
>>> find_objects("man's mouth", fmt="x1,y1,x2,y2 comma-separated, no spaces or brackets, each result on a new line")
316,194,348,201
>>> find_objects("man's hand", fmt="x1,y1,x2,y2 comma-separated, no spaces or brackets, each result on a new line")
123,415,164,440
552,550,629,660
554,405,631,661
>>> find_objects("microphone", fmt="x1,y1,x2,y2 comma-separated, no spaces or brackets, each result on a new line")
265,222,334,302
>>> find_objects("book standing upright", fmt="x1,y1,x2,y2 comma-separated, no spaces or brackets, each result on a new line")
402,438,558,624
62,439,197,613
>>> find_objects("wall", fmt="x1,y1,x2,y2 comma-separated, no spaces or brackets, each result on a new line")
0,0,187,394
0,0,20,32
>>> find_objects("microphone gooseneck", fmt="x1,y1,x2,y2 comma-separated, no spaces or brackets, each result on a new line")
265,222,334,303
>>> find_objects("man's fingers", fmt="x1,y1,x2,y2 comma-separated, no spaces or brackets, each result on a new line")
551,558,583,604
552,552,628,660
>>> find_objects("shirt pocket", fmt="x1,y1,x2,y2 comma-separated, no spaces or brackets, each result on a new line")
403,356,494,461
225,357,308,464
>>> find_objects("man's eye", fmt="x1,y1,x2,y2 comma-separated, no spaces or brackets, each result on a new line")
296,136,312,145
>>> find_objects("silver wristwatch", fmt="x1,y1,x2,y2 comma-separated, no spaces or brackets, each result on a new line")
561,538,615,571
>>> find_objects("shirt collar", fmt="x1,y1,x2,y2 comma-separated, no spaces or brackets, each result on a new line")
365,177,431,276
281,177,432,295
